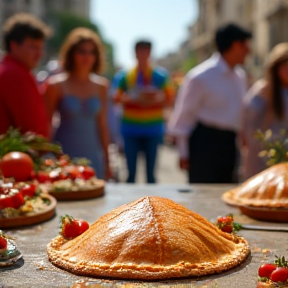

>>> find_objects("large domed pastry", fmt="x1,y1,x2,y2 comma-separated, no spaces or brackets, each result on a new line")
47,196,249,280
222,163,288,208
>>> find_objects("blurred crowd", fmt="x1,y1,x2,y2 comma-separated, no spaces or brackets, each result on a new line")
1,13,288,184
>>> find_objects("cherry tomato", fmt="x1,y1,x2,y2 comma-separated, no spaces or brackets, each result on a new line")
37,171,50,183
49,170,60,182
0,152,34,182
20,184,37,198
62,221,80,239
59,172,68,180
66,166,82,180
10,191,25,209
80,166,95,180
30,171,37,180
0,194,14,209
218,216,233,224
76,220,89,235
0,236,7,250
221,225,233,233
270,267,288,282
258,264,277,278
60,215,89,239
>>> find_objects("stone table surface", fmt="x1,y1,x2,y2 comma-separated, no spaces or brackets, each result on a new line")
1,184,288,288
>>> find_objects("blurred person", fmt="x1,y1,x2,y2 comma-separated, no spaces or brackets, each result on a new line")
242,43,288,179
0,13,51,136
44,28,111,180
114,40,174,183
108,69,125,150
168,23,252,183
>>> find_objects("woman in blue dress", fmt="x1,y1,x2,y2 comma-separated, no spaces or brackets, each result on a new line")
44,28,111,179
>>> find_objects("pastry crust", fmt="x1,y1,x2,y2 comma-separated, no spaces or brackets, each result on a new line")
222,163,288,208
47,196,249,280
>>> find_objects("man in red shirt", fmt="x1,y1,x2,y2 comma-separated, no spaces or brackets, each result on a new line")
0,13,51,137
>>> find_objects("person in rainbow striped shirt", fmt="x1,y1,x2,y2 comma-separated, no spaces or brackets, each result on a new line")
113,40,174,183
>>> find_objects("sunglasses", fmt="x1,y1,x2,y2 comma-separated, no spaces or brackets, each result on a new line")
75,49,96,56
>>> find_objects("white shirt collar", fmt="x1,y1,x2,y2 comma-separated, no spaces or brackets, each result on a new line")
212,52,234,74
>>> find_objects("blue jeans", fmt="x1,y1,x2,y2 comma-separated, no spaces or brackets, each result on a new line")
123,135,161,183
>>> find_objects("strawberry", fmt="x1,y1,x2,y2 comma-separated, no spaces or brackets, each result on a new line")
60,215,89,239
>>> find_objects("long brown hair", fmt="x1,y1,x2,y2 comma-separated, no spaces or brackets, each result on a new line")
59,27,105,74
265,43,288,120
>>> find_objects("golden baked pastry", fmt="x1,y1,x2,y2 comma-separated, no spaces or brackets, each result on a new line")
47,196,249,280
223,163,288,208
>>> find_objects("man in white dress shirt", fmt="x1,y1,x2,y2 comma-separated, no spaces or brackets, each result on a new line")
168,23,252,183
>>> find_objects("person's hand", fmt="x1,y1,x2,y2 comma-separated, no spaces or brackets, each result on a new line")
138,91,162,106
179,158,189,170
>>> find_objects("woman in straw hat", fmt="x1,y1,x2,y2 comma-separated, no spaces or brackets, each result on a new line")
242,43,288,179
44,28,112,180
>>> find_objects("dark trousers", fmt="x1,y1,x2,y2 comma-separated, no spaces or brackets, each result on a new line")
188,123,237,183
123,135,161,183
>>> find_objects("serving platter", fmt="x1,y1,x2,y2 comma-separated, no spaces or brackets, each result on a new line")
46,180,105,201
0,194,57,229
222,190,288,222
239,205,288,223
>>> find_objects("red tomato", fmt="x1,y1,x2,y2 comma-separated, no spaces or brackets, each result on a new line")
76,220,89,235
80,166,95,180
10,191,25,209
0,236,7,250
0,194,14,209
270,267,288,282
0,152,34,182
66,166,82,180
59,172,68,180
218,216,233,224
60,215,89,239
49,170,60,182
30,171,37,180
37,171,50,183
21,184,36,198
62,221,80,239
258,264,277,278
221,225,233,233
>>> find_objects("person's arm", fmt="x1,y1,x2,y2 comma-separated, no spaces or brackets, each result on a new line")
167,73,203,169
112,73,132,105
98,81,112,180
43,81,62,140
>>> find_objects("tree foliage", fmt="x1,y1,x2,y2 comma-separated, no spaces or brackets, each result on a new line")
47,11,115,78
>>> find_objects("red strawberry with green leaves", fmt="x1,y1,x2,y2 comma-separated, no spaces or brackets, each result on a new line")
60,215,89,240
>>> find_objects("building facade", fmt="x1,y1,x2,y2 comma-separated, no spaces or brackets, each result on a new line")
0,0,90,21
191,0,288,78
158,0,288,80
0,0,90,55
